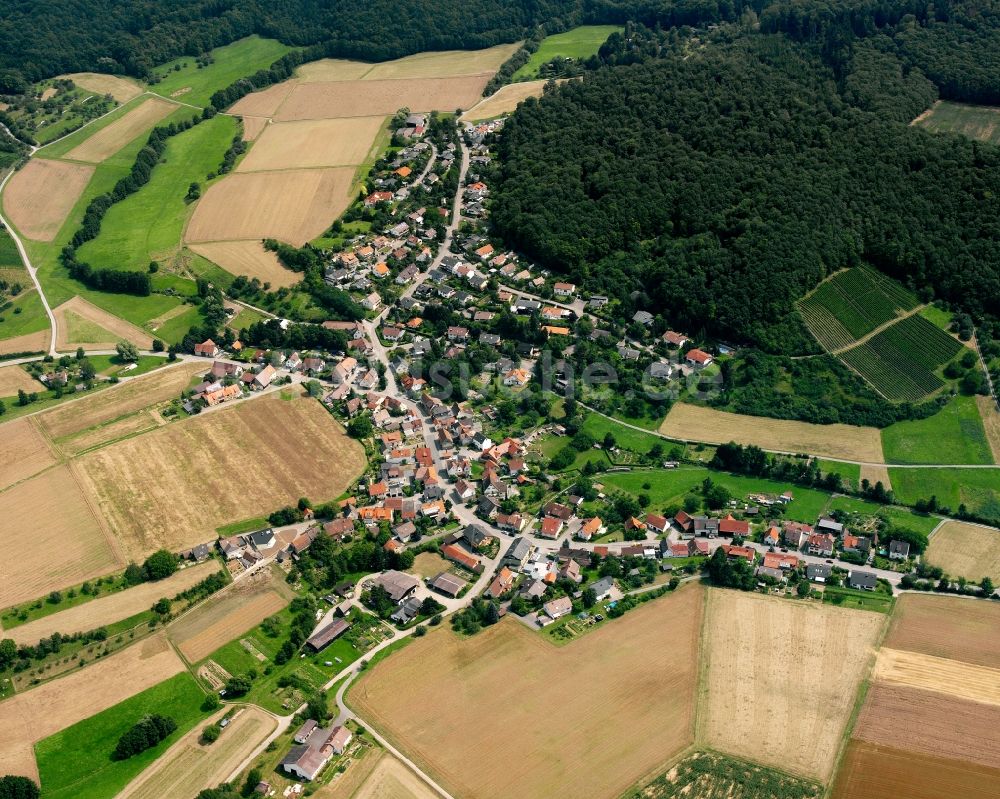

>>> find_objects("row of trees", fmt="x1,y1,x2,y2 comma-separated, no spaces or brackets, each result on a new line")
111,714,177,760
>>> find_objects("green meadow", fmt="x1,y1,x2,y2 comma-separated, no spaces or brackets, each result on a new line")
512,26,623,80
881,395,993,465
889,467,1000,523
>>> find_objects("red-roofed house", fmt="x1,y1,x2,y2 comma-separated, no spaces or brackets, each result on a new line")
539,516,563,539
719,515,750,537
441,543,483,573
686,348,713,367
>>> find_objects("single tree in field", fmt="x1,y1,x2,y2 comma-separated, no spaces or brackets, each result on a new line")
0,775,40,799
116,340,140,362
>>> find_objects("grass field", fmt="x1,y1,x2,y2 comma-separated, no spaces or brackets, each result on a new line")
603,467,832,523
660,402,884,462
76,114,237,271
512,26,623,80
881,396,993,465
151,36,295,108
2,158,95,241
582,412,671,455
976,395,1000,463
0,416,56,490
0,289,50,349
699,590,884,781
915,100,1000,145
888,467,1000,522
819,458,862,487
34,671,208,799
821,585,894,613
351,585,704,799
884,593,1000,669
462,79,553,121
925,519,1000,581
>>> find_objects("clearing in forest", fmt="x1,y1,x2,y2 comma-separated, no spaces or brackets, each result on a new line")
925,519,1000,582
189,240,300,287
884,593,1000,668
658,402,884,462
463,79,555,121
698,589,884,782
53,295,156,350
351,584,703,799
512,26,623,80
62,96,176,163
914,100,1000,146
1,157,95,241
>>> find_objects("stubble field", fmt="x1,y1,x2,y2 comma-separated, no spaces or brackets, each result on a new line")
240,115,268,141
0,364,39,395
924,519,1000,582
351,584,704,799
350,754,439,799
52,295,156,350
0,416,56,490
463,79,553,121
62,96,175,163
883,593,1000,668
189,241,300,288
1,158,95,241
872,647,1000,706
236,116,387,171
61,72,144,103
659,402,885,462
698,590,884,782
976,395,1000,462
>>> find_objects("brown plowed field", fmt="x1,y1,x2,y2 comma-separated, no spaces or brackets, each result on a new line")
699,590,884,782
189,240,300,288
854,682,1000,770
9,560,221,645
76,396,365,559
275,75,490,121
63,96,176,163
463,79,554,121
240,115,268,141
926,519,1000,582
0,463,123,608
237,116,387,171
185,167,355,246
0,416,56,490
659,402,885,462
2,158,95,241
61,73,144,102
351,584,703,799
0,633,184,780
53,295,155,350
885,593,1000,668
0,328,50,355
0,364,39,395
872,647,1000,706
831,741,1000,799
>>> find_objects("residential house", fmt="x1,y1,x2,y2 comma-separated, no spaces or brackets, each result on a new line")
553,282,576,297
487,566,515,599
431,572,467,598
502,537,533,570
889,540,910,560
361,292,382,311
807,533,836,557
685,348,713,367
375,570,419,604
722,544,756,563
718,515,750,537
645,514,669,535
543,596,573,620
558,559,582,583
539,516,564,539
662,331,689,347
391,595,423,624
848,570,878,591
194,339,220,358
578,517,604,541
807,563,832,583
591,576,616,601
441,543,483,573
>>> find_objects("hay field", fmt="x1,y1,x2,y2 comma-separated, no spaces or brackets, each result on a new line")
463,79,552,121
0,417,56,490
872,648,1000,706
185,167,356,246
854,682,1000,770
0,633,184,780
348,754,439,799
832,741,1000,799
57,409,159,457
0,364,39,395
63,96,175,163
351,584,703,799
294,59,374,83
37,360,203,442
237,116,387,171
885,593,1000,668
275,76,490,121
363,44,519,80
61,72,144,103
976,395,1000,462
53,295,155,350
0,464,123,607
189,241,301,287
925,520,1000,582
229,83,294,118
117,706,276,799
699,590,884,782
168,571,292,663
1,158,95,241
0,328,49,355
240,115,268,141
659,403,884,462
8,560,221,645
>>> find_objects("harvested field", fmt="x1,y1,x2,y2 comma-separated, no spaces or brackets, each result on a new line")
659,403,884,463
77,395,365,558
0,416,56,490
169,574,291,663
61,73,144,103
0,328,49,355
228,83,294,118
294,59,373,82
351,584,703,799
37,361,203,442
976,395,1000,462
189,240,300,288
885,593,1000,668
237,116,387,171
409,552,450,579
872,647,1000,706
925,519,1000,582
240,115,268,141
348,753,439,799
699,590,884,782
463,79,554,121
57,409,157,457
275,76,490,121
1,158,95,241
831,741,1000,799
0,633,184,780
186,167,355,246
117,706,276,799
53,295,155,350
63,96,175,163
0,364,38,395
0,464,122,608
854,682,1000,770
859,463,892,491
363,44,519,80
8,560,221,645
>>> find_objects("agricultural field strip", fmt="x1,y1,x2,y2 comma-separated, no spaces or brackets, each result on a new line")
872,648,1000,706
884,594,1000,668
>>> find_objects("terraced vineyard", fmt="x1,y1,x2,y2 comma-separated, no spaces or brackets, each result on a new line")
841,314,963,401
798,267,919,351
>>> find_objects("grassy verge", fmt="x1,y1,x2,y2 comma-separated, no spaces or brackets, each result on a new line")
216,516,270,536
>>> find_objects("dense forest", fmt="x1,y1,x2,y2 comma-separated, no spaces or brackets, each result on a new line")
491,31,1000,352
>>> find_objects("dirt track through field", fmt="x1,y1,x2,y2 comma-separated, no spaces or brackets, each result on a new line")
53,295,155,350
0,416,56,490
8,560,221,645
659,402,885,462
925,519,1000,582
2,158,95,241
885,593,1000,668
352,584,703,799
189,241,301,288
0,633,185,780
63,96,175,163
976,396,1000,463
699,589,884,782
